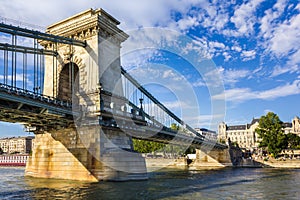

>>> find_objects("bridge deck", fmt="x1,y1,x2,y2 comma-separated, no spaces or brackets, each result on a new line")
0,83,226,149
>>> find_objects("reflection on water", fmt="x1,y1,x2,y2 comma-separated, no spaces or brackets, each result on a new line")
1,167,300,199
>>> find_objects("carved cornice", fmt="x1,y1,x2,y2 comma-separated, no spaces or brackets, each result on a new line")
47,15,99,38
98,15,128,43
42,8,128,46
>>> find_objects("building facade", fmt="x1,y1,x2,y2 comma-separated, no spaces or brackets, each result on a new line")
285,116,300,134
0,136,34,154
218,116,300,150
218,119,260,150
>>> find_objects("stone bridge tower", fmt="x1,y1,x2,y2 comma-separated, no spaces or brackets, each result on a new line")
25,9,147,181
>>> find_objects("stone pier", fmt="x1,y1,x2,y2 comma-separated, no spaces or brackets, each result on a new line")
26,127,147,181
190,144,243,168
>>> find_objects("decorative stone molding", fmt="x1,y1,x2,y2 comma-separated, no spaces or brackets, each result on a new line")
41,9,128,47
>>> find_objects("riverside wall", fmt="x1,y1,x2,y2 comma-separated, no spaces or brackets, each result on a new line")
254,158,300,168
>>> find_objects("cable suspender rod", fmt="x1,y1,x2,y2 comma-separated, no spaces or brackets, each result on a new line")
120,66,200,136
0,43,57,56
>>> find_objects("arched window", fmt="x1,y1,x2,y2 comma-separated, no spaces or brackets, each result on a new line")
58,62,79,102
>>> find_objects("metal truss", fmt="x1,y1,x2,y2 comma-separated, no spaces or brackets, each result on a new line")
0,23,86,47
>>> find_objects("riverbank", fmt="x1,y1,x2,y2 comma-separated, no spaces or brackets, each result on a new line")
146,157,300,169
254,158,300,168
145,158,188,171
146,157,240,169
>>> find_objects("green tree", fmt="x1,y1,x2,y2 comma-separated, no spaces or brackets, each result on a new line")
132,123,194,155
286,133,300,149
132,139,165,153
170,123,179,131
255,112,287,158
169,123,195,154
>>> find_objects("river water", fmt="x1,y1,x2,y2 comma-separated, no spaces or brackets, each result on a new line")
1,167,300,199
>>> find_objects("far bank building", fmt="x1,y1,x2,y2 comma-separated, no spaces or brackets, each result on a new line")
218,116,300,150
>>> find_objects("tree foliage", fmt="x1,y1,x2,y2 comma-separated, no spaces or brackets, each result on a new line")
170,123,180,131
256,112,286,158
132,123,195,155
286,133,300,149
132,139,165,153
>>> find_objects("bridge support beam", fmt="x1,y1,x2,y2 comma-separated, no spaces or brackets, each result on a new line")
190,145,243,168
25,127,147,182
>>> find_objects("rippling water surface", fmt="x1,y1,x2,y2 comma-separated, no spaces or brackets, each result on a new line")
1,167,300,199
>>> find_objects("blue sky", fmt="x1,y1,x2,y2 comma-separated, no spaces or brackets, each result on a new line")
0,0,300,137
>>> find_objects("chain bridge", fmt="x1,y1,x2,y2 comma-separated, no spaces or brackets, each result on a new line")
0,9,234,182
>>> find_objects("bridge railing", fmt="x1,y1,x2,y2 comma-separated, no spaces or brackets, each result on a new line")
0,82,72,108
0,21,85,100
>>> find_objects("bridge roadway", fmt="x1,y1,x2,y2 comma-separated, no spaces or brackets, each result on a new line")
0,82,226,149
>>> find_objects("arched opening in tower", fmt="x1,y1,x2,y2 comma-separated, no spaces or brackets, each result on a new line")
58,62,79,102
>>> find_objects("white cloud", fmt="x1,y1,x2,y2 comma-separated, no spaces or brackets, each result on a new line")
288,49,300,67
163,100,192,110
193,67,250,88
213,79,300,102
230,0,264,36
0,35,11,43
197,1,230,34
177,16,199,31
162,70,185,81
213,88,255,102
222,52,232,62
241,50,256,61
271,64,299,77
260,0,287,39
192,79,207,87
224,68,250,84
268,13,300,57
209,41,226,49
258,80,300,100
256,1,300,77
183,38,229,60
231,45,242,52
0,74,33,88
0,0,203,31
185,114,225,128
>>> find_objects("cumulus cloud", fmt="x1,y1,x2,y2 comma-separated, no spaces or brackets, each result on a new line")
209,41,226,49
269,14,300,57
241,50,256,61
259,0,287,39
230,0,264,36
231,45,242,52
193,66,250,88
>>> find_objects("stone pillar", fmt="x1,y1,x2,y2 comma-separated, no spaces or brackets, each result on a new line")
25,132,98,182
26,126,147,181
190,148,233,168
